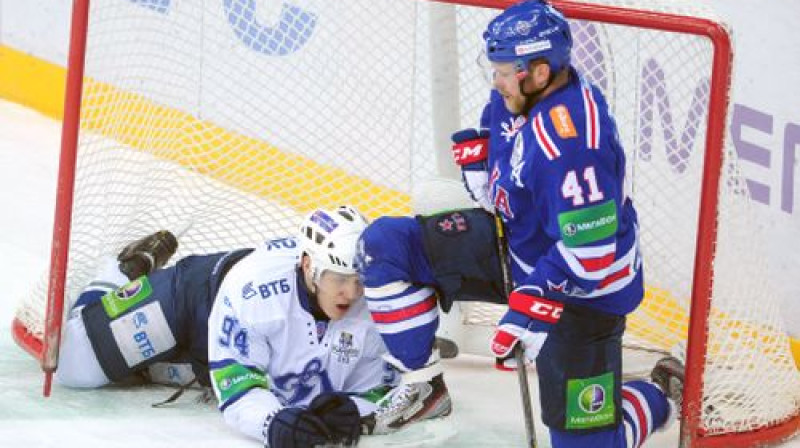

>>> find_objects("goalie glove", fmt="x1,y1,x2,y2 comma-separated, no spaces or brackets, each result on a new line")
451,128,493,212
491,290,564,362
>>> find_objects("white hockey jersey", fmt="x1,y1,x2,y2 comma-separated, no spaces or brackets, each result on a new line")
207,237,394,442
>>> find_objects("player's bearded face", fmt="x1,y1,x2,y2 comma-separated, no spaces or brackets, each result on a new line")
492,61,527,115
493,60,552,115
315,270,364,320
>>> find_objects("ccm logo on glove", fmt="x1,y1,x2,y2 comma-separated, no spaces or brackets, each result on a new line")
509,292,563,324
451,129,489,166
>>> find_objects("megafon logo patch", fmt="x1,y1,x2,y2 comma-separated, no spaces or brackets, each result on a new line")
562,222,577,237
116,280,143,301
578,384,606,414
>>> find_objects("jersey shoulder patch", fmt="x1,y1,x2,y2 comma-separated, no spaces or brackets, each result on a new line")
549,104,577,139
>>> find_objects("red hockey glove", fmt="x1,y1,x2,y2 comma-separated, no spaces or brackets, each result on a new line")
491,291,563,362
451,128,489,166
451,129,492,212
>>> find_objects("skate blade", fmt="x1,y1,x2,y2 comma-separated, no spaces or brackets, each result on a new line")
359,415,458,447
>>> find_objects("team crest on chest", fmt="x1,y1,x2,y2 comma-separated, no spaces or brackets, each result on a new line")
490,164,514,220
332,331,359,364
501,115,527,142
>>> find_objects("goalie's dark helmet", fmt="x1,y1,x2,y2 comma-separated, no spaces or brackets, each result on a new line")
298,205,368,277
484,0,572,75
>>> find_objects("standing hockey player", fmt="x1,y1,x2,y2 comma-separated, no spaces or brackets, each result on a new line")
479,1,681,446
56,206,396,448
359,0,686,445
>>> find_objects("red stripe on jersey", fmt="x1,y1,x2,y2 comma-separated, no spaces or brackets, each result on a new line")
622,388,649,447
533,113,560,160
598,265,631,289
578,252,616,272
370,295,437,324
583,87,599,149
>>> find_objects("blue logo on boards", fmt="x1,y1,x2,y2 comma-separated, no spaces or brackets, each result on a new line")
130,0,317,56
224,0,317,56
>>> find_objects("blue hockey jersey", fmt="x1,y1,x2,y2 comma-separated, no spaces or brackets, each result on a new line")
487,68,643,316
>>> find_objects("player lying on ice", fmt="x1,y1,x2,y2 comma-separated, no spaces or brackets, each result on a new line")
56,205,397,447
358,1,688,446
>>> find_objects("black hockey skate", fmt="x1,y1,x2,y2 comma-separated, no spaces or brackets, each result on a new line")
651,356,685,408
118,230,178,280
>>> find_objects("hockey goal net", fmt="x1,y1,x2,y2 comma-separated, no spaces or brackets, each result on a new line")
12,0,799,446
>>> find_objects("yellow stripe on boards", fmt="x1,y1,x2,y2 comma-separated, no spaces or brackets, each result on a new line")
791,338,800,370
0,45,411,219
0,45,66,119
628,286,689,351
77,79,411,219
630,285,800,372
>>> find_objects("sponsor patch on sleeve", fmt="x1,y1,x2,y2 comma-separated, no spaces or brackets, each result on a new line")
110,301,176,367
102,277,153,318
212,363,269,403
558,200,618,247
549,105,577,139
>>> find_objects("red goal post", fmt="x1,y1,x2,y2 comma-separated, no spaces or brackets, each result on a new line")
12,0,799,446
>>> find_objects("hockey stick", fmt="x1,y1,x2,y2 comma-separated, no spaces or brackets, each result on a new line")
494,215,538,448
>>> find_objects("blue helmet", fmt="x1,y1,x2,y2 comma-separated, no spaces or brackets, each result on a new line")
484,0,572,74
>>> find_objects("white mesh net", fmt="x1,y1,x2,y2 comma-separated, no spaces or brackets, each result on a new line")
13,0,799,442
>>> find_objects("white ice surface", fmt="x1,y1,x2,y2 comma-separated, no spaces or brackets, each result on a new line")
0,99,798,447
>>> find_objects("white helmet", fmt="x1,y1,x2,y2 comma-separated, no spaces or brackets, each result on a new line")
298,205,368,279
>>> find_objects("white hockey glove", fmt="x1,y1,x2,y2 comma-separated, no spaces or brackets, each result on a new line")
451,128,494,212
491,290,563,362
